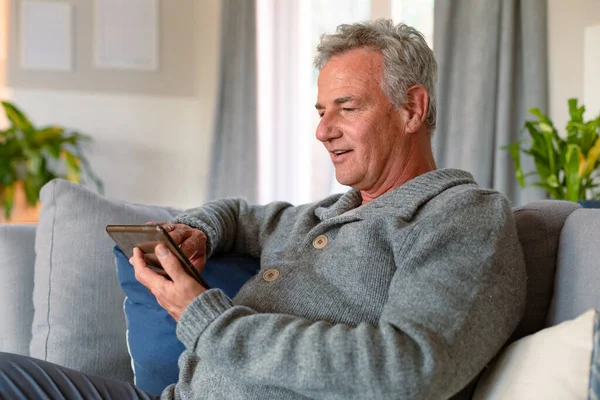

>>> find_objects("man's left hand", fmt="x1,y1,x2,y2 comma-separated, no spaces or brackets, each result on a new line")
130,244,206,321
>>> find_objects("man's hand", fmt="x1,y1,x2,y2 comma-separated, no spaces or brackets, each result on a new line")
145,221,207,271
130,245,206,321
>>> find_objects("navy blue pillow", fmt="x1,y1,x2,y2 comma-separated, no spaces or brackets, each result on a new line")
114,246,260,395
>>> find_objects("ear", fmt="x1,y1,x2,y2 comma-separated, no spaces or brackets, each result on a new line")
404,85,429,134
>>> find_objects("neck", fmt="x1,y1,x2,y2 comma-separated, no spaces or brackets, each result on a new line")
359,134,437,205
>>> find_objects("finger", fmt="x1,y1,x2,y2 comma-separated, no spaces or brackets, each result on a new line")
180,234,207,271
162,223,176,233
168,227,192,245
145,221,178,234
131,247,169,289
137,253,168,279
179,233,206,256
155,243,188,282
143,252,161,268
188,249,206,272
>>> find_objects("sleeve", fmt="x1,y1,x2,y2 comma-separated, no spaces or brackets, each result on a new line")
175,190,527,399
171,198,295,258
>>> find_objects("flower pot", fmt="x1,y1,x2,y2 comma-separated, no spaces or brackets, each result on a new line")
578,200,600,209
0,182,41,223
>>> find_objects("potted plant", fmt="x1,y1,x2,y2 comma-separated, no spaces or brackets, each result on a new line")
505,98,600,208
0,100,103,221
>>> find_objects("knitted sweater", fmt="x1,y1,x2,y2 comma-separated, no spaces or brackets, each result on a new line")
161,169,527,400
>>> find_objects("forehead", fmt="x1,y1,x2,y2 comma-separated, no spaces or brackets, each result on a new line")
317,48,384,94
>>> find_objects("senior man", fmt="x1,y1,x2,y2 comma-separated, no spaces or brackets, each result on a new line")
0,20,526,400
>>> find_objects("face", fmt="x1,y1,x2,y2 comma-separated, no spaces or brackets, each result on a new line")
315,48,410,191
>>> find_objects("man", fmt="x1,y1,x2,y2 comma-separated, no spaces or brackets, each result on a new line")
0,20,526,399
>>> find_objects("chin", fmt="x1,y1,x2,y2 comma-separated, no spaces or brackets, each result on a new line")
334,173,357,188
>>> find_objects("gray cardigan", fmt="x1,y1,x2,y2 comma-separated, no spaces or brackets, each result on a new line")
162,169,527,400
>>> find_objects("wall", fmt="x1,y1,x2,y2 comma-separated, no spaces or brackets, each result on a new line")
2,0,221,208
548,0,600,130
7,0,200,96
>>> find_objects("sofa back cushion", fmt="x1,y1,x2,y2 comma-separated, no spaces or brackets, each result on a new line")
0,224,36,356
546,208,600,326
30,179,181,382
510,200,580,341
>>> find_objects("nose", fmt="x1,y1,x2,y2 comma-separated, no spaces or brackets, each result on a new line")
315,113,342,143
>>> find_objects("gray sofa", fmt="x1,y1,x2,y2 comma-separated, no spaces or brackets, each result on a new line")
0,179,599,393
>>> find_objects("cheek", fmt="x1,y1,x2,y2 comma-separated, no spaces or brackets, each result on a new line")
350,117,378,144
362,120,399,164
358,118,389,150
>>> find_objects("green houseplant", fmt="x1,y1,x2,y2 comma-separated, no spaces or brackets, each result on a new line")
506,98,600,203
0,100,103,220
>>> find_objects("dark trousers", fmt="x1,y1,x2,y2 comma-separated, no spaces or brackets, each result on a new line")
0,352,158,400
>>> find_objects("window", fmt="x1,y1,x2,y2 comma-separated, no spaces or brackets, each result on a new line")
257,0,434,205
391,0,434,47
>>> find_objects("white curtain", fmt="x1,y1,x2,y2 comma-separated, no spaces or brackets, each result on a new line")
257,0,315,205
257,0,373,205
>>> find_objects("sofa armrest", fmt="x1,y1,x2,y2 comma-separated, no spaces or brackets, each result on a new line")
546,209,600,327
0,223,36,355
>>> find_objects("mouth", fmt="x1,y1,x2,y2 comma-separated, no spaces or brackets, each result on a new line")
330,149,353,162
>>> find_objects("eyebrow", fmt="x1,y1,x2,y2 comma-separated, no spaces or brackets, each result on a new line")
315,96,355,110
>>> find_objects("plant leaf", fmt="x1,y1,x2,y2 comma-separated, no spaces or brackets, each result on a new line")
568,98,585,123
532,182,562,199
580,123,598,154
0,156,15,185
565,144,582,201
542,131,557,172
34,126,64,145
528,108,552,124
538,122,554,133
505,142,525,187
43,141,62,159
547,174,560,188
0,127,15,142
1,183,15,220
63,132,91,145
23,175,40,207
582,136,600,178
578,152,586,177
1,101,35,137
63,151,81,183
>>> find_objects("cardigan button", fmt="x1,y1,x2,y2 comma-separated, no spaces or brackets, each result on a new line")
262,268,280,282
312,235,328,249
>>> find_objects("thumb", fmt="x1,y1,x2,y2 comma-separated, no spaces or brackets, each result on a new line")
155,244,186,281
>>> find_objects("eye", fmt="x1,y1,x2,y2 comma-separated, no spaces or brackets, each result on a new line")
318,112,324,118
342,108,356,112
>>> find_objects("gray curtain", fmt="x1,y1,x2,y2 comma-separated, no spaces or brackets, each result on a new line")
433,0,548,205
208,0,257,202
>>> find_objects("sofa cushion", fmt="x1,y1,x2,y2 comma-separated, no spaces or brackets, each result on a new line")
114,246,260,395
30,179,181,382
546,209,600,326
510,200,579,341
473,308,599,399
0,224,36,356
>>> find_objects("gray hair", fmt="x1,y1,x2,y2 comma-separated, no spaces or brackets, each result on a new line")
314,19,437,132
